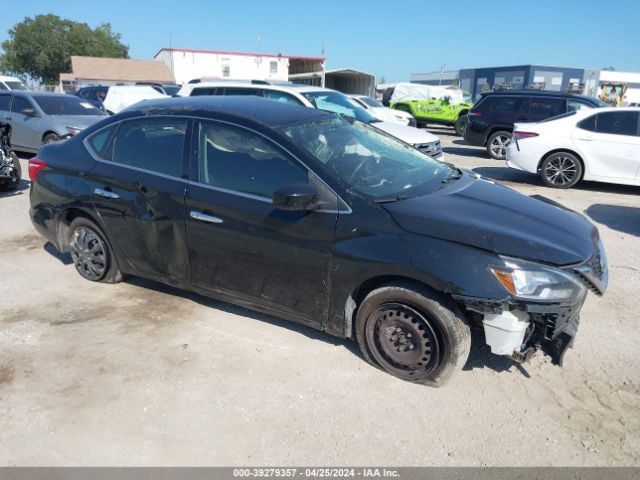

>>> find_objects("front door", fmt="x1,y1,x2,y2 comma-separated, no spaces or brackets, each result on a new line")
85,117,191,284
185,120,338,326
7,95,40,149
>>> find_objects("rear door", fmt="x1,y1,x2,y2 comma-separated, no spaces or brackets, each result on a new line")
84,116,191,283
7,95,40,149
574,111,640,180
184,119,339,326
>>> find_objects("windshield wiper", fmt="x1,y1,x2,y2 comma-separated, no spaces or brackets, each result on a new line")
373,194,409,204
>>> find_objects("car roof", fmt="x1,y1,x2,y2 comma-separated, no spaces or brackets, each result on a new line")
482,90,601,102
127,95,334,127
183,81,336,96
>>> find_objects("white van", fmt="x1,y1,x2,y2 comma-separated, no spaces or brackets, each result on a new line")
0,76,28,91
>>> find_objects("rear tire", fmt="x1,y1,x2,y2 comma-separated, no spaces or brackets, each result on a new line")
539,152,582,189
454,114,468,136
487,131,512,160
68,217,123,283
355,282,470,387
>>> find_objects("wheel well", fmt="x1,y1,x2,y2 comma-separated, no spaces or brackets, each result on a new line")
42,130,58,142
537,149,585,179
344,275,438,339
484,127,513,146
458,110,469,117
56,208,100,252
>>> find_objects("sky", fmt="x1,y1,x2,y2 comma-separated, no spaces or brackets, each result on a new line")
1,0,639,82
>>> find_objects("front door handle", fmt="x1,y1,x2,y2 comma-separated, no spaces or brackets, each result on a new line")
94,187,120,199
190,210,223,224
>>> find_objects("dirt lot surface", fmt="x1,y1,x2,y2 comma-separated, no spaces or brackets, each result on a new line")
1,130,639,466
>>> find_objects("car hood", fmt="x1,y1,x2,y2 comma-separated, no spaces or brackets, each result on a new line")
48,115,107,130
372,121,439,145
383,174,597,266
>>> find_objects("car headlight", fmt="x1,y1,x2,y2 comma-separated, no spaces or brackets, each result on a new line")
66,126,83,136
490,260,586,302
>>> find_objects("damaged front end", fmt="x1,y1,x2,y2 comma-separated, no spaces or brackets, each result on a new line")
454,241,608,366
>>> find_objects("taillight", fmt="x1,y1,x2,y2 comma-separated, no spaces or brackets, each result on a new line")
28,158,47,181
513,131,539,140
468,111,482,117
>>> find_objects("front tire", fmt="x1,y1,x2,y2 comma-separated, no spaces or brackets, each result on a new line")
42,133,60,145
0,152,21,191
487,131,512,160
539,152,582,189
454,114,468,136
355,283,470,387
68,217,123,283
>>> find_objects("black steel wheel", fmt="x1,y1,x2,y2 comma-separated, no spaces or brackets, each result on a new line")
67,217,123,283
365,302,441,377
540,152,582,189
356,283,471,387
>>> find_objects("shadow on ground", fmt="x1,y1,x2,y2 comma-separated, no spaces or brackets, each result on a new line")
0,179,30,197
463,328,530,377
585,204,640,237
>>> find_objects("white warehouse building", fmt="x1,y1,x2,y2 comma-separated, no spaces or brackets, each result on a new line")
154,48,326,85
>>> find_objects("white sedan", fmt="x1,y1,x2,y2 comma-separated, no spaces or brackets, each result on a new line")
349,95,416,126
506,108,640,188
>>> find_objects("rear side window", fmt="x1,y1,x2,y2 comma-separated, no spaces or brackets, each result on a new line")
10,96,32,113
0,95,11,110
577,115,596,132
222,88,262,96
109,118,188,177
490,96,521,112
595,111,639,136
191,87,219,96
527,98,564,117
87,124,118,159
198,121,307,198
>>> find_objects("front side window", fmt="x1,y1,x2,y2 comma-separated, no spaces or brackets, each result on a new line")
595,111,639,136
108,118,187,177
198,121,307,198
277,116,452,199
567,100,593,112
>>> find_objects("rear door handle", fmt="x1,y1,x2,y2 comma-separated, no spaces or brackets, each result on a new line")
94,187,120,199
190,210,223,224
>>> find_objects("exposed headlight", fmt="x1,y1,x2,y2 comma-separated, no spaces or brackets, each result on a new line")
490,260,586,302
66,126,83,136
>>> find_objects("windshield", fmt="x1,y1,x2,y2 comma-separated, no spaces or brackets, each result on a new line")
277,116,452,199
360,97,384,108
5,81,28,91
33,95,106,116
303,91,377,124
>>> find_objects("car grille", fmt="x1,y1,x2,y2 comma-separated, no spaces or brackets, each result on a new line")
415,141,442,158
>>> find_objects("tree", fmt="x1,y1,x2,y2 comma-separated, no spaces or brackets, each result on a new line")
0,14,128,84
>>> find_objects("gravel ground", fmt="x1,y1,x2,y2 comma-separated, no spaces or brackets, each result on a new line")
0,130,639,466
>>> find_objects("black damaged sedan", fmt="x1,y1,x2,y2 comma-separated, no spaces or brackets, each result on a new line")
29,96,608,386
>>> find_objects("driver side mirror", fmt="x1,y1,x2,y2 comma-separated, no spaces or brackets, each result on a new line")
273,183,320,211
21,107,37,117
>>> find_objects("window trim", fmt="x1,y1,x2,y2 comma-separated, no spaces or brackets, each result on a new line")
84,115,351,214
83,116,192,181
192,118,351,214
